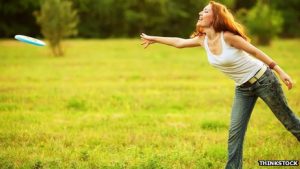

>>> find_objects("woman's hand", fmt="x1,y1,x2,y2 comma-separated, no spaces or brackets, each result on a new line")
140,33,155,49
278,71,293,90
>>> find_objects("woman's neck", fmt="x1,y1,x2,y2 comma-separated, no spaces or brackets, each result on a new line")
204,28,219,40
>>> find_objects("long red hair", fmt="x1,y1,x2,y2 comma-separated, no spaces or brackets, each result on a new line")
191,1,250,41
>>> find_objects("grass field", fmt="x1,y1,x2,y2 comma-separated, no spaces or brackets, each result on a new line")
0,38,299,169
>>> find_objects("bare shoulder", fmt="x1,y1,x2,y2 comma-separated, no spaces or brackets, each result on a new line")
223,31,245,46
223,31,256,52
223,31,235,39
223,31,237,45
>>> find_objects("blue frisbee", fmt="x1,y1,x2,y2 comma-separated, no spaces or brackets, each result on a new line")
14,35,46,47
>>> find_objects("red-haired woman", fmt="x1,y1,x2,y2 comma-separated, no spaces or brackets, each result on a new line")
140,1,300,168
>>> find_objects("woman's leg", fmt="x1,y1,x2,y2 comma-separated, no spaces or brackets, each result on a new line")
256,70,300,141
225,87,258,169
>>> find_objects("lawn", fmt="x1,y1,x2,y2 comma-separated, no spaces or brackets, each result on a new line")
0,38,299,168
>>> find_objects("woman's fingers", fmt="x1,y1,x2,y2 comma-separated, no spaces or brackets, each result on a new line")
144,43,149,49
279,73,293,90
140,40,152,49
141,40,150,45
140,33,147,38
140,40,147,45
140,33,153,49
140,41,150,48
283,77,293,90
285,79,293,90
140,33,152,41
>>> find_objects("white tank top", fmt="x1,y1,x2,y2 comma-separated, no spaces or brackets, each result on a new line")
203,32,264,86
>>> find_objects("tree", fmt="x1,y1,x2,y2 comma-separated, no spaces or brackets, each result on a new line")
35,0,78,56
239,0,283,45
271,0,300,38
2,0,299,39
0,0,40,38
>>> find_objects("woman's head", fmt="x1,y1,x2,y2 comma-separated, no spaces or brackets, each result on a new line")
196,3,213,28
193,1,249,41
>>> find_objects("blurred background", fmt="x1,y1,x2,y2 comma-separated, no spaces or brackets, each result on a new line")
1,0,299,40
1,1,300,168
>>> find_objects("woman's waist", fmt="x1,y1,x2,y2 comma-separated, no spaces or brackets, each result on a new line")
239,65,268,87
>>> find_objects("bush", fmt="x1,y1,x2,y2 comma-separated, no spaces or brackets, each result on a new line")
240,0,283,45
35,0,78,56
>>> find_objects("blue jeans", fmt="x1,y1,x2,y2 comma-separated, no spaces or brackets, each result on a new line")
225,68,300,169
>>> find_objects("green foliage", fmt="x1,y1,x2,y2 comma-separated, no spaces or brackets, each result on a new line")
66,97,87,111
201,120,228,131
0,156,14,169
1,38,300,168
233,0,256,10
0,0,40,37
35,0,78,56
1,0,300,39
32,160,43,169
240,0,283,45
271,0,300,37
72,0,210,38
205,145,227,160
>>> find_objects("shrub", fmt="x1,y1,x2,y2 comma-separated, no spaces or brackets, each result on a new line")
241,0,283,45
35,0,78,56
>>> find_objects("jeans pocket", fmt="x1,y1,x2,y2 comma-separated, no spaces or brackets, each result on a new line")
257,72,274,87
258,71,283,92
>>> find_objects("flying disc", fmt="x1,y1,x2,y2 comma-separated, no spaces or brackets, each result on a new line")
14,35,46,46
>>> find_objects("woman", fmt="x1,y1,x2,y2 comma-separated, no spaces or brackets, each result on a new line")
140,1,300,169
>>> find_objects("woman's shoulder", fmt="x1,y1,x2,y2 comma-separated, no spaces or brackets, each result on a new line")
223,31,235,42
222,31,243,47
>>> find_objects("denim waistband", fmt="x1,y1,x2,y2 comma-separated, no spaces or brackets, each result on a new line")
240,67,270,88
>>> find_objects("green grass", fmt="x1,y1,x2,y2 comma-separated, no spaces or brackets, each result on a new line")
0,38,299,169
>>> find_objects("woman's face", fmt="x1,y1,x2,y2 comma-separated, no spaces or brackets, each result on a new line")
197,4,214,28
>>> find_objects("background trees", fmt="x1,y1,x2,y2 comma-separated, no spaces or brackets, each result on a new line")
236,1,283,45
35,0,78,56
0,0,299,44
0,0,40,38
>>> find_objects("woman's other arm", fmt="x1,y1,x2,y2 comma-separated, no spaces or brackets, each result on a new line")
224,32,293,90
140,33,203,49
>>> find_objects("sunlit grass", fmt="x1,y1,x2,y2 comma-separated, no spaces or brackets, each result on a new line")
0,38,299,168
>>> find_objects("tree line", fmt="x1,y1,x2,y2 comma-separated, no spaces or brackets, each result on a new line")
1,0,299,39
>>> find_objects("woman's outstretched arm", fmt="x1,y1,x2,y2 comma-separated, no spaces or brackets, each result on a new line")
224,32,294,90
140,33,203,49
